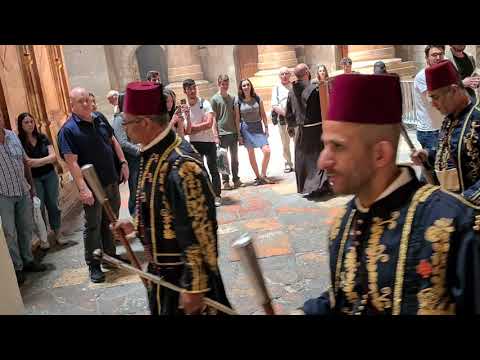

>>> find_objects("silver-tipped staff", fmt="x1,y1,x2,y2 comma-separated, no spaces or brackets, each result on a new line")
81,164,148,287
400,124,436,185
93,249,238,315
232,234,275,315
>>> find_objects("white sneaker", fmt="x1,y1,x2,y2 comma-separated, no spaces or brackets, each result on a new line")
215,196,222,207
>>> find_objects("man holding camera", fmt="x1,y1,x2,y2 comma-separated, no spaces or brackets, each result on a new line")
271,67,294,173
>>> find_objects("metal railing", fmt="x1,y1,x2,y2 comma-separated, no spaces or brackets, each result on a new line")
400,79,417,129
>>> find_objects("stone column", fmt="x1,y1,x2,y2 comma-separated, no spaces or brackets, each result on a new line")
250,46,299,116
165,45,216,101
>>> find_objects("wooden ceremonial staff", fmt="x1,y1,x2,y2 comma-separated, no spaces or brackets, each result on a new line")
399,124,436,185
80,164,148,288
232,234,275,315
93,249,238,315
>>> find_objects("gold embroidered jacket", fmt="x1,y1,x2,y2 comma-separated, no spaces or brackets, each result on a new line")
136,130,226,295
428,97,480,204
303,167,480,315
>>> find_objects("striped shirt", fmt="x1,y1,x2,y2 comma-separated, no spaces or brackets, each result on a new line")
0,130,29,197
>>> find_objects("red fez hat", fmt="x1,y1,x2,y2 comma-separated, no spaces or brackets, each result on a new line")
328,74,402,124
425,60,460,91
124,81,165,115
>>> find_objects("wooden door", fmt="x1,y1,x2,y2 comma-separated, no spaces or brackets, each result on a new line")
0,78,10,129
234,45,258,84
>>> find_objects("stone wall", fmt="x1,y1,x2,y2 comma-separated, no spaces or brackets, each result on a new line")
304,45,337,74
63,45,114,121
199,45,237,92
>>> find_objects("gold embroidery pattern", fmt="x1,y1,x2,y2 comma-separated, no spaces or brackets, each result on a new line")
474,215,480,232
393,184,439,315
178,161,218,271
435,118,456,172
417,218,456,315
329,207,347,243
342,245,359,304
457,97,480,191
157,162,175,240
366,212,399,311
464,120,480,184
334,210,356,295
149,137,182,258
185,245,209,292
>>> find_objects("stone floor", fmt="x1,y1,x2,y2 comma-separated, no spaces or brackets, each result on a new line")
21,125,420,315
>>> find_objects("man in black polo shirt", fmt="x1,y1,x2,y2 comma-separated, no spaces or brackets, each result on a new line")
58,87,129,283
446,45,480,98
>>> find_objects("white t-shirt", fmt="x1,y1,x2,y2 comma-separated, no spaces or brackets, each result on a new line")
188,97,215,142
271,82,291,112
414,68,444,131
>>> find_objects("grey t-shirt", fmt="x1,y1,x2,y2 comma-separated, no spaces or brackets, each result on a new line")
236,97,264,133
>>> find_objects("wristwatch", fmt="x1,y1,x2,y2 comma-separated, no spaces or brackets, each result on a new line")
120,160,128,167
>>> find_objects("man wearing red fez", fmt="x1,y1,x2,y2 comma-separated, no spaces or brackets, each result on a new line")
412,60,480,205
113,81,231,315
294,74,480,315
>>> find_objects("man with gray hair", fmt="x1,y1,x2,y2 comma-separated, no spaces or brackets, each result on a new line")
271,67,294,173
286,63,329,198
107,90,119,114
58,87,130,283
113,81,231,315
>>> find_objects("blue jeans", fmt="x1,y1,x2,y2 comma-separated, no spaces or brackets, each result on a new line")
416,130,439,152
34,170,61,231
0,194,34,271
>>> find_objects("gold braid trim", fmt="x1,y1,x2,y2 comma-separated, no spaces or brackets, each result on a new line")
329,207,347,243
417,218,455,315
366,212,399,311
149,136,182,260
184,245,210,292
439,188,480,210
342,245,359,304
178,161,218,271
334,209,356,296
457,96,480,192
392,184,439,315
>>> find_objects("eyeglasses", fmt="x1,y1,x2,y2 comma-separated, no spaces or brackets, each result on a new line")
121,118,142,127
280,72,290,76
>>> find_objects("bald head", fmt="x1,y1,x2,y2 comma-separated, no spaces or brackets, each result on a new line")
70,87,88,101
70,87,93,120
294,63,310,80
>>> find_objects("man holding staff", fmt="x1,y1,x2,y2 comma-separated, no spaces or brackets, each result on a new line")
113,81,231,315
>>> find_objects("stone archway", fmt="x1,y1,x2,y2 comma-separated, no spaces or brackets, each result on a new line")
135,45,168,83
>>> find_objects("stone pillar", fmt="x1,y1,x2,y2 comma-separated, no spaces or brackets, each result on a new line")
250,46,299,116
165,45,216,101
